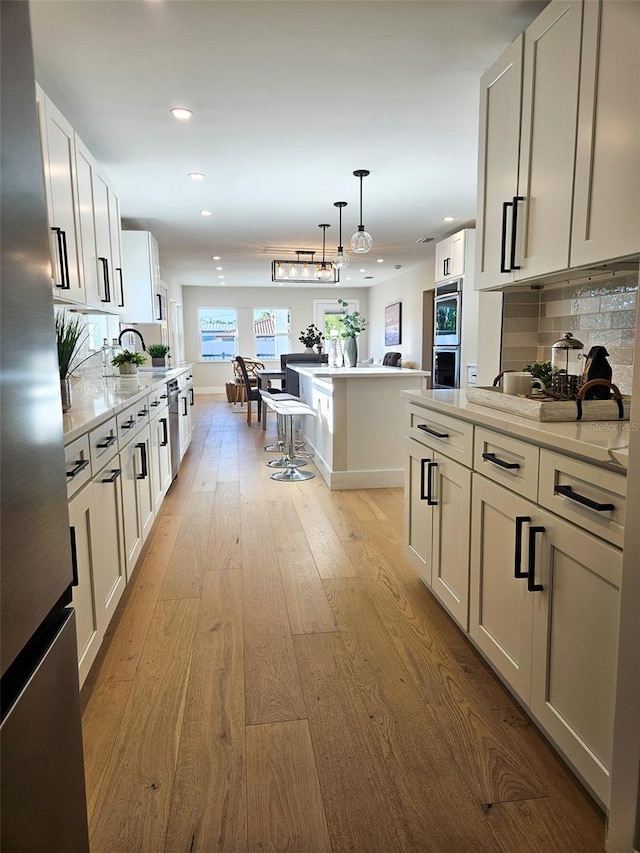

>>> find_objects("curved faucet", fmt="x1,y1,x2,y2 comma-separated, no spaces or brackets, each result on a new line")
118,328,146,351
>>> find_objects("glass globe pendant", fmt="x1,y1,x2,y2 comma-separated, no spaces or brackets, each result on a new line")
350,169,373,254
315,224,334,282
332,201,350,269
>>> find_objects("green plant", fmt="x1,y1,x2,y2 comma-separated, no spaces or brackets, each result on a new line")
111,349,147,367
55,312,88,379
521,360,555,388
147,344,170,358
298,324,324,349
337,298,367,338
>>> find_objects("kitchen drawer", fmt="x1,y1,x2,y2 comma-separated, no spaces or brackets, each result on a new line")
147,386,169,415
539,450,626,547
65,434,92,498
408,404,473,467
116,400,147,448
474,427,539,502
88,416,118,474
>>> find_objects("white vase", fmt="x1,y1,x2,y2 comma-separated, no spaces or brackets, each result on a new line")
343,336,357,368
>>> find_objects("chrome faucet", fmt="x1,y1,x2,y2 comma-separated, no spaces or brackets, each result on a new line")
118,328,146,351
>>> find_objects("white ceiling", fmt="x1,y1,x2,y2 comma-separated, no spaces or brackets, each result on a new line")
29,0,546,289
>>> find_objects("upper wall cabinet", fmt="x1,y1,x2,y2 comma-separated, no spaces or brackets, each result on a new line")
35,85,84,304
435,229,467,282
121,231,164,324
571,0,640,267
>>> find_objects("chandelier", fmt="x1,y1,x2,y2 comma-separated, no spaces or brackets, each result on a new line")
271,250,340,284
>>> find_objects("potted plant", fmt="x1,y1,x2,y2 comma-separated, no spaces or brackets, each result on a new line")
55,312,89,412
298,324,324,353
337,298,367,367
147,343,170,367
111,349,146,375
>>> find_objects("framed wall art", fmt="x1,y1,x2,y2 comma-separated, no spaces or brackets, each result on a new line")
384,301,402,346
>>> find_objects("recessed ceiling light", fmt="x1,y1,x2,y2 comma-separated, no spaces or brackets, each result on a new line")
170,108,192,121
215,266,223,271
217,274,224,279
376,258,384,263
212,255,221,260
359,269,366,273
345,277,351,281
200,210,213,217
443,216,456,222
188,172,205,181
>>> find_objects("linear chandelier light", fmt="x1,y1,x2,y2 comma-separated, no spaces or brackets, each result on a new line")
350,169,373,254
271,249,340,284
332,201,350,270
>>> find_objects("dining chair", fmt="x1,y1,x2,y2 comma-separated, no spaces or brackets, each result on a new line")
236,356,288,426
382,351,402,367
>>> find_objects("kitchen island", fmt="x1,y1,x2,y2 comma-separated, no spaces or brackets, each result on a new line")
292,365,429,489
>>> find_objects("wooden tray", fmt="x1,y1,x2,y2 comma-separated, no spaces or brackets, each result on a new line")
465,386,631,422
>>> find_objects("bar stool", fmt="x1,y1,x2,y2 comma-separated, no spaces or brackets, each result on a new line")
267,399,317,482
260,389,298,451
261,395,308,468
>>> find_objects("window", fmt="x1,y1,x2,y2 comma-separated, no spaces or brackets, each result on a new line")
313,298,359,348
253,308,291,360
199,308,237,360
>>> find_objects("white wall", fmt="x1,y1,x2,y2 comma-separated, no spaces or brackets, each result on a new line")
183,285,369,391
367,257,434,367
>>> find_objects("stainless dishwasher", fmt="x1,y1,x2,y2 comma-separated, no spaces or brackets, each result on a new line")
167,379,180,481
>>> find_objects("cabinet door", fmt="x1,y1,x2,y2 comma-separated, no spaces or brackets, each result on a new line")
571,0,640,266
435,238,451,282
150,414,172,514
120,441,143,576
178,390,192,459
74,136,100,307
514,0,582,281
108,188,126,313
530,508,622,805
475,36,522,290
135,426,155,546
431,453,471,629
404,438,435,586
36,91,84,302
448,231,466,278
469,474,535,704
92,168,115,310
68,484,100,686
92,466,126,632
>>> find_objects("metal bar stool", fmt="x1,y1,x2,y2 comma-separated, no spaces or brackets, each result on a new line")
260,390,303,456
267,399,317,482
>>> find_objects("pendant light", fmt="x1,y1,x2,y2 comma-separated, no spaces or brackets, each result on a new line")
332,201,350,269
316,224,333,282
350,169,373,254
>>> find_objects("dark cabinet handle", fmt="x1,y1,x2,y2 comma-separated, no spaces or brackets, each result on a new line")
419,458,430,501
514,516,530,579
527,526,545,592
121,418,136,430
500,200,513,273
156,293,163,320
66,458,89,479
426,461,437,506
51,227,70,289
138,407,149,417
160,417,168,447
182,397,188,416
189,388,194,406
482,452,520,470
101,468,122,483
553,484,614,512
69,527,79,587
510,196,524,271
417,423,449,439
96,435,117,449
99,257,111,303
160,393,168,400
135,441,148,480
116,267,125,307
150,400,160,407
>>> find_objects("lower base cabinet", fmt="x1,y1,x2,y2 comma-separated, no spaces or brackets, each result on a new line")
120,425,154,578
68,484,101,686
150,409,172,514
92,465,127,631
469,473,621,805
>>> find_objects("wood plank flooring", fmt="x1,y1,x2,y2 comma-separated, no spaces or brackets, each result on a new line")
81,395,606,852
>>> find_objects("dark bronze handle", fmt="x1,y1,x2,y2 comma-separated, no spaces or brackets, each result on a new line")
189,388,194,406
500,200,512,273
160,417,168,447
66,458,89,479
417,423,449,439
101,468,122,483
182,397,188,416
50,226,70,289
121,418,136,430
514,516,530,579
510,196,524,270
138,407,149,417
69,527,78,586
135,442,148,480
96,435,117,449
482,452,520,470
426,461,437,506
150,400,160,407
554,484,614,512
419,458,430,501
99,257,111,303
160,393,168,399
527,526,545,592
116,267,125,307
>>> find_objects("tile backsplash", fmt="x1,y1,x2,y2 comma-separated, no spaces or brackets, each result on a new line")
502,272,638,394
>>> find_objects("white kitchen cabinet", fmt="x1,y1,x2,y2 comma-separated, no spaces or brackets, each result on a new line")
91,463,127,635
121,230,163,324
149,403,172,514
120,424,154,578
108,188,126,311
68,483,100,686
74,136,101,307
178,372,193,460
434,229,467,282
35,85,84,303
571,0,640,267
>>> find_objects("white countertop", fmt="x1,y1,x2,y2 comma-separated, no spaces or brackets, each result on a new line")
401,389,631,470
63,365,191,443
291,365,430,379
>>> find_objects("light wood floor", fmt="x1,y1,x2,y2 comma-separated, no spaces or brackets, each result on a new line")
81,395,606,852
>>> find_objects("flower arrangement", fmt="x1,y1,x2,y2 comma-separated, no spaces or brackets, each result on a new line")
337,298,367,338
298,324,324,350
55,313,88,379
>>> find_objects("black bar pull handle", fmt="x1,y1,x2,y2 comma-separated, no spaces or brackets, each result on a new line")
160,417,168,447
96,435,117,449
500,201,513,273
135,441,148,480
417,423,449,439
510,196,524,271
160,393,168,400
101,468,122,483
426,461,438,506
182,397,188,416
138,407,149,417
150,400,160,408
189,388,194,406
554,484,614,512
121,418,136,430
527,526,545,592
116,267,125,307
99,257,111,303
482,452,520,470
70,527,79,587
51,227,69,289
514,516,530,579
66,458,89,479
419,458,430,501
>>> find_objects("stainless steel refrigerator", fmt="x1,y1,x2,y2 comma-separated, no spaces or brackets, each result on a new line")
0,2,89,849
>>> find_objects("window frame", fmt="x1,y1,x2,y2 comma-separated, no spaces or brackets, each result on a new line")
198,307,238,361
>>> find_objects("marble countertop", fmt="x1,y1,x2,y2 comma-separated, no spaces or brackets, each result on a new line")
63,365,192,444
290,365,430,379
401,389,631,470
